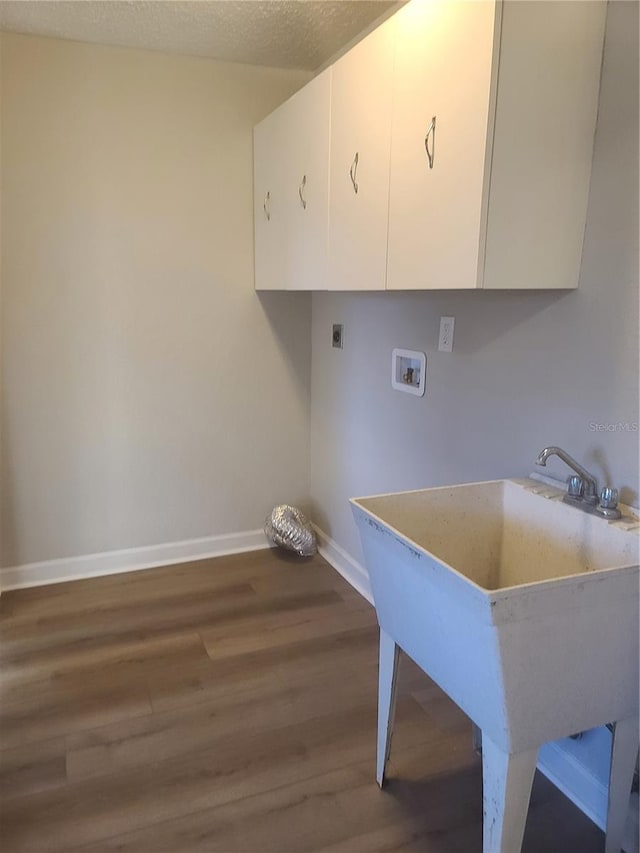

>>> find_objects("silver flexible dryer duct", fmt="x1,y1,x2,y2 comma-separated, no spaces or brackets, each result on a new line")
264,505,317,557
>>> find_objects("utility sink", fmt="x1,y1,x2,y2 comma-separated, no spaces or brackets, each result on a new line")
356,477,639,590
351,478,639,853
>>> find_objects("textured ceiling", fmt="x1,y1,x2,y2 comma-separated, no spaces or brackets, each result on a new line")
0,0,398,70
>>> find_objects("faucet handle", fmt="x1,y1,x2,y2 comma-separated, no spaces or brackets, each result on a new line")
599,487,619,510
567,475,584,499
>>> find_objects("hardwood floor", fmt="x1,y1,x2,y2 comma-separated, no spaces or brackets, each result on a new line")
0,549,604,851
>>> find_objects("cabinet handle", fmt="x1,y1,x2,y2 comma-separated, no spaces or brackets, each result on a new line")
299,174,307,210
263,191,271,221
424,116,436,169
349,152,359,194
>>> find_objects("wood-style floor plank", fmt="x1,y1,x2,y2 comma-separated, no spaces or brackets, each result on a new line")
0,671,153,750
74,739,478,853
0,737,67,802
0,548,606,852
0,630,209,699
65,663,378,783
2,695,433,852
147,623,378,714
201,598,374,661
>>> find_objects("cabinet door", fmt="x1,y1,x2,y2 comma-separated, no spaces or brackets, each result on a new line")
281,69,331,292
483,0,606,290
254,109,287,291
387,0,500,290
254,70,330,291
328,18,395,291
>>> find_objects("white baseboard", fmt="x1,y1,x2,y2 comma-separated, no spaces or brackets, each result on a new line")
538,740,609,830
313,525,373,604
538,737,639,852
0,529,271,591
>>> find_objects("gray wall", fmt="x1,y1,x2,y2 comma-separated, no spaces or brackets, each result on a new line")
310,0,639,565
1,33,311,567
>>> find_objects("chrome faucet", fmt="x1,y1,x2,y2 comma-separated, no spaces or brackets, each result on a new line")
536,446,598,503
535,446,622,519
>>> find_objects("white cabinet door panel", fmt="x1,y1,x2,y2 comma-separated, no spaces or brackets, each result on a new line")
483,0,606,290
282,69,331,292
254,109,287,291
254,70,330,291
328,18,395,291
387,0,499,291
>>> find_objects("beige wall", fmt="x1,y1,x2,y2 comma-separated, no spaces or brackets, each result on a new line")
0,33,311,567
310,0,639,563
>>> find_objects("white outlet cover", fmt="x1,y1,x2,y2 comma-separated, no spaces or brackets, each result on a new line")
438,316,455,352
392,348,426,397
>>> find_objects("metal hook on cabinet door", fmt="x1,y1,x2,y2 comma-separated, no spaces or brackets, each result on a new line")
424,116,436,169
263,191,271,221
349,152,359,194
299,175,307,209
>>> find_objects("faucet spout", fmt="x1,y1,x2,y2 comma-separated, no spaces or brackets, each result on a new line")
536,446,598,502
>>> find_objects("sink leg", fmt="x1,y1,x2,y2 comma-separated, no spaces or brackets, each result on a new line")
481,735,538,853
605,715,639,853
472,723,482,754
377,628,400,788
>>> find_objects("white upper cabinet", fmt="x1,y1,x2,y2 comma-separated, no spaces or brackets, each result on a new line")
254,69,331,291
253,0,606,292
387,0,606,291
254,106,286,292
387,0,499,291
283,69,331,292
482,1,606,290
327,17,395,291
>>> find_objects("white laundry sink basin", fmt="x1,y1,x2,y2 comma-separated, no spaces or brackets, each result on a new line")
357,477,639,589
351,478,639,852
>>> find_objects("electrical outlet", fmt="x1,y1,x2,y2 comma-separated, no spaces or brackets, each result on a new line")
332,324,344,349
438,316,455,352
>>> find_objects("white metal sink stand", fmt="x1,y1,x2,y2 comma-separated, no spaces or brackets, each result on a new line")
351,479,639,853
